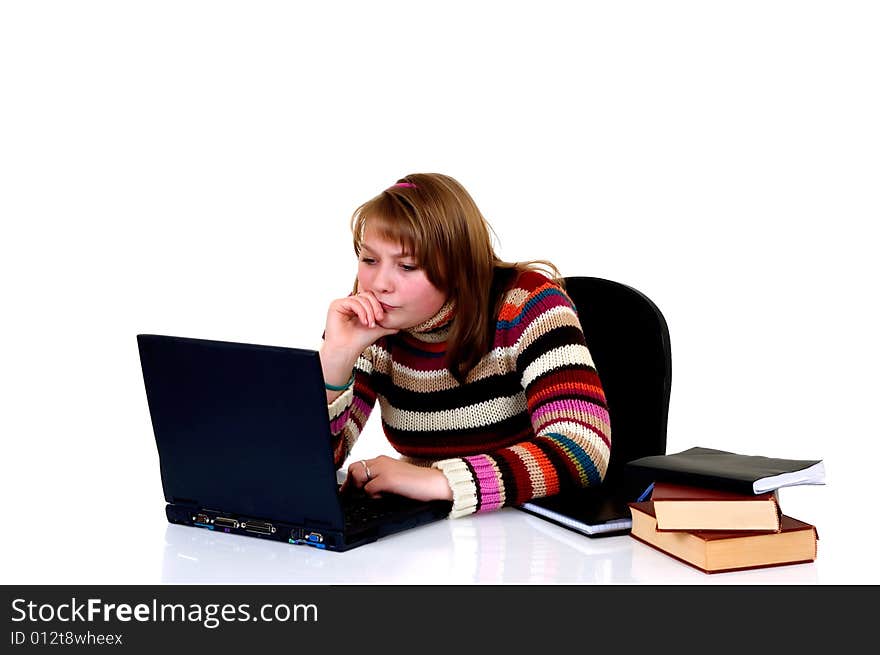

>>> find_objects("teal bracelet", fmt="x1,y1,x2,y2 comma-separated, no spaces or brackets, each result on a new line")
325,372,355,392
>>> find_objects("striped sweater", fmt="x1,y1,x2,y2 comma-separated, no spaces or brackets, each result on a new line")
327,269,611,518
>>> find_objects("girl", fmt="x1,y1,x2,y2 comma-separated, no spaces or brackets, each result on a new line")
320,173,610,518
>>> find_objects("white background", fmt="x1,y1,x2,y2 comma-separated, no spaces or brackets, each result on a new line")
1,1,877,584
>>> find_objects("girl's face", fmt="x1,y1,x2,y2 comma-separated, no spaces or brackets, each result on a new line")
356,228,447,330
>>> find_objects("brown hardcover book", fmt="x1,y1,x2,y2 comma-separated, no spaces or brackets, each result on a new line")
651,481,782,532
628,501,817,574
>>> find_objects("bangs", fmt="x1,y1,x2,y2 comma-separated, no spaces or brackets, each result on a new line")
351,192,421,260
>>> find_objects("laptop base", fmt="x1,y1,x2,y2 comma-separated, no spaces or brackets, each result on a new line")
166,500,451,552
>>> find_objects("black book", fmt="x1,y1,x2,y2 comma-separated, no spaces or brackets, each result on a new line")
517,485,641,537
625,447,825,495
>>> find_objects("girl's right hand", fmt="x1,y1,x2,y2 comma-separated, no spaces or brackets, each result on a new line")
322,290,400,357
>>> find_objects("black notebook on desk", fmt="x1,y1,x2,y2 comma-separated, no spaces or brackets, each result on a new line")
625,447,825,495
518,486,640,537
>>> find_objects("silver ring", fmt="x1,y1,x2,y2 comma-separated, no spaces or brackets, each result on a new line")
360,460,372,481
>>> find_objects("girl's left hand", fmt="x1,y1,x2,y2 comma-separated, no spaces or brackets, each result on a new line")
341,455,453,502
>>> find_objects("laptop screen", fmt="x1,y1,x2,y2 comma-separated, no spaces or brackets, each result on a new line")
137,334,345,529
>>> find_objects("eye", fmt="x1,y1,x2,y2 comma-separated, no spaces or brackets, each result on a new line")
360,257,376,265
400,264,418,272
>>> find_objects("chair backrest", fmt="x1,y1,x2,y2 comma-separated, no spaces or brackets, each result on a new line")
562,277,671,496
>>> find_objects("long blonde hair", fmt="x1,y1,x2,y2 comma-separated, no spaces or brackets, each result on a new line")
351,173,564,383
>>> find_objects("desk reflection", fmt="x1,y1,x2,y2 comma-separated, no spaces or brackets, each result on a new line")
161,507,636,584
161,508,819,584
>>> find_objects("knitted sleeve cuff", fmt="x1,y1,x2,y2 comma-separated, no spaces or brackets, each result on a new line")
432,458,478,518
327,385,354,422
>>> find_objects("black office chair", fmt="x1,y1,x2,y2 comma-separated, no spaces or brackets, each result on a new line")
562,277,672,497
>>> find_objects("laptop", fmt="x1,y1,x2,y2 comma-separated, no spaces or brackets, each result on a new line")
137,334,451,552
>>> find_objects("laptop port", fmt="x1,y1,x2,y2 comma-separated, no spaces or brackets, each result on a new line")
290,528,303,540
214,516,240,529
305,532,323,544
242,520,275,535
194,514,210,524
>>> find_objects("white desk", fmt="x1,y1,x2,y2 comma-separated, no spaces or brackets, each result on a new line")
0,454,863,585
0,479,866,585
160,506,822,584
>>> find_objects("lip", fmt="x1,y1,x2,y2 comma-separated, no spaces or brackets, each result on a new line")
379,302,398,311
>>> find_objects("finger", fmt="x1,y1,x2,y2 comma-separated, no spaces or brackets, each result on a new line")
339,465,354,493
342,464,357,489
338,298,370,327
363,478,384,498
348,461,371,489
349,295,379,328
357,290,385,322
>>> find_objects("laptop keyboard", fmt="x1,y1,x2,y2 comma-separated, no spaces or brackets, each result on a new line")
341,490,425,529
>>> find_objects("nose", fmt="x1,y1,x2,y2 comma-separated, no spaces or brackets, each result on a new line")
373,263,394,294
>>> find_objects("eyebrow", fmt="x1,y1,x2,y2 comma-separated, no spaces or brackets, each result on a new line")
360,243,414,259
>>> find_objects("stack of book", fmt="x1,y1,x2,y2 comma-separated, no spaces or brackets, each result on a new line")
625,447,825,574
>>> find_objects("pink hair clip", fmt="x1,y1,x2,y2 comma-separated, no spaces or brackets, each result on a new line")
393,182,417,189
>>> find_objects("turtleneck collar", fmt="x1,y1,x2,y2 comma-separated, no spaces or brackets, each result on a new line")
403,298,456,342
